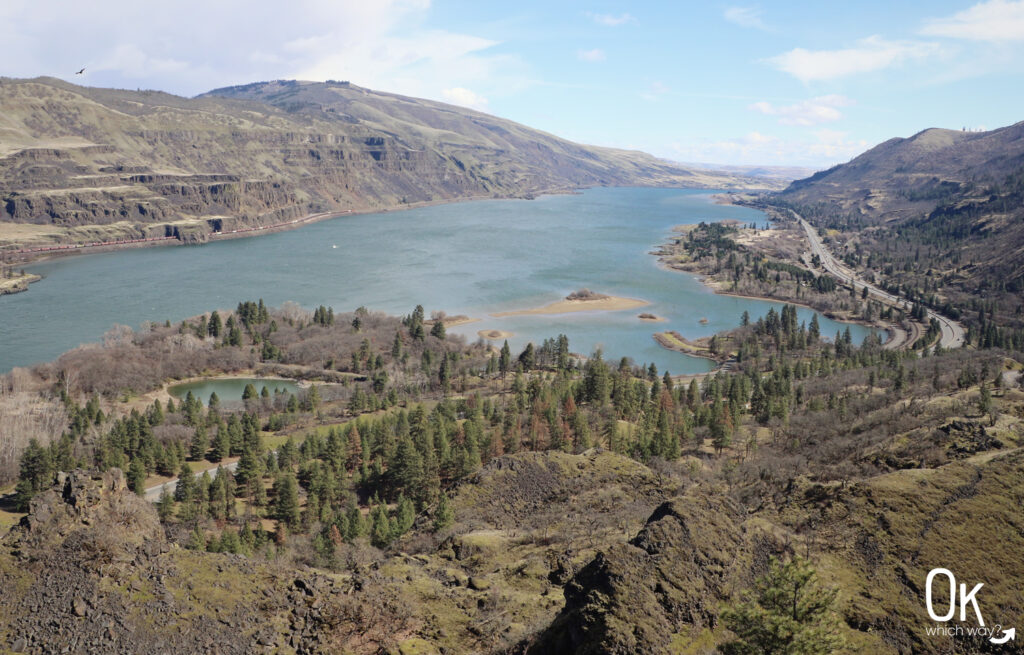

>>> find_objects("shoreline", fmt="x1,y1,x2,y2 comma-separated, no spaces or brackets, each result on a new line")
653,331,728,364
685,268,899,348
0,272,41,295
1,186,581,270
654,203,905,348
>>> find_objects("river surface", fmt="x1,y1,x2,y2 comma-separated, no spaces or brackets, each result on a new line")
1,187,873,375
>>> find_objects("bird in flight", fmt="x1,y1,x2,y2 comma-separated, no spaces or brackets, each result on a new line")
75,68,85,75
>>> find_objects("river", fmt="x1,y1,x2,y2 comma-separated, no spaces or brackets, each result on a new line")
0,187,873,375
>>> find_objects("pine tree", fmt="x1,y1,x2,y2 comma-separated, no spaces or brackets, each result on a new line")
14,438,54,511
389,438,423,498
156,487,175,522
189,425,209,461
210,426,230,462
433,492,455,531
207,311,222,338
272,472,300,529
174,462,195,503
128,458,147,495
186,525,207,550
394,493,415,536
721,556,843,655
499,341,512,379
370,504,391,548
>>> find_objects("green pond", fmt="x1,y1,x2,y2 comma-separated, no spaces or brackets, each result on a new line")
167,378,300,405
3,187,875,375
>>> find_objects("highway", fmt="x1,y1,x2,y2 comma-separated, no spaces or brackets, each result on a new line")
793,211,965,350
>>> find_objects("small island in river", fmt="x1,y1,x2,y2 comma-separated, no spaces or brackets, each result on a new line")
491,288,650,317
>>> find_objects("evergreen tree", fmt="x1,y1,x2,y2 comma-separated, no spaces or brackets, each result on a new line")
499,341,512,379
433,492,454,531
978,382,993,415
370,505,391,548
390,437,423,499
174,462,195,503
156,487,175,522
394,493,416,536
14,438,54,511
189,425,209,461
272,472,300,529
186,525,207,550
519,342,535,370
128,458,147,495
210,426,230,462
207,311,222,338
721,556,843,655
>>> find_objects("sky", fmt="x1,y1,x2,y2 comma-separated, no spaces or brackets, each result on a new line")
2,0,1023,168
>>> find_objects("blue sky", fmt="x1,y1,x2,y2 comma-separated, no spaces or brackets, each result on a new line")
2,0,1023,167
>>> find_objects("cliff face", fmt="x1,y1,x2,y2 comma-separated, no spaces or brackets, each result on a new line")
0,77,769,250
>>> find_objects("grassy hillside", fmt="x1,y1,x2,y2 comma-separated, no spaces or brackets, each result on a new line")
0,77,769,253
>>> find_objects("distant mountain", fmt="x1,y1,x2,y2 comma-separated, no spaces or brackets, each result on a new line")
773,121,1024,327
0,77,770,250
684,162,819,183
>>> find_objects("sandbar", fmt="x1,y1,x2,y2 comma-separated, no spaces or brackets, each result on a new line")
491,294,649,317
427,314,480,328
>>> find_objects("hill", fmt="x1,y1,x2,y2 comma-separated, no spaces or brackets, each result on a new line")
771,121,1024,332
0,77,767,253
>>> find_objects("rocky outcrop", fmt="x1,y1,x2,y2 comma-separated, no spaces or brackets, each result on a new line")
522,488,764,655
0,469,346,654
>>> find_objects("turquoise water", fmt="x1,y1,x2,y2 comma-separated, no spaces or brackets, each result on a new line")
168,378,299,405
1,187,872,375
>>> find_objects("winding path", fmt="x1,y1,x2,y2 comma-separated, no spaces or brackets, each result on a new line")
793,211,965,349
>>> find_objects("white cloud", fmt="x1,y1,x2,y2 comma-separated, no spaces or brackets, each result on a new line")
667,129,870,167
724,7,769,31
441,87,489,111
577,48,606,62
767,36,939,82
641,80,670,101
586,12,635,26
0,0,521,104
921,0,1024,41
749,94,854,126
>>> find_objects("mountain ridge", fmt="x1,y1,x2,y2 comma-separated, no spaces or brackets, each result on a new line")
0,76,772,254
770,118,1024,330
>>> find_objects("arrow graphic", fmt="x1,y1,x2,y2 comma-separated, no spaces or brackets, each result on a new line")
991,627,1015,644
